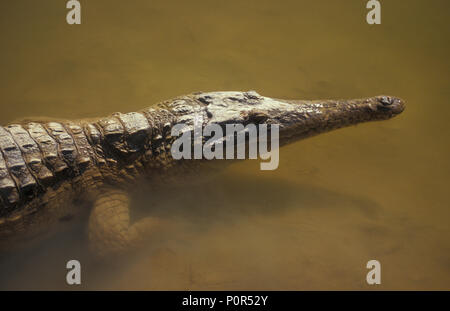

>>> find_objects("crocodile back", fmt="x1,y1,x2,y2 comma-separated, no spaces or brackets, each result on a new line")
0,119,103,217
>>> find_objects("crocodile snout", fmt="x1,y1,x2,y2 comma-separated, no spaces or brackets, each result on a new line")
377,96,405,115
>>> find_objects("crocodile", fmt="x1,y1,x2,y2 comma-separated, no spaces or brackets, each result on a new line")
0,91,405,257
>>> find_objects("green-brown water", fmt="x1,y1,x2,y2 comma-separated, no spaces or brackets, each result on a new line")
0,0,449,290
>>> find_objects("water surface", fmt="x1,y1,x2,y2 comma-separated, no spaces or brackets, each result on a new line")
0,0,449,290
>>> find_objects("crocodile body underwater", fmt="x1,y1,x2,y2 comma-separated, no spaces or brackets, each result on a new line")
0,91,405,256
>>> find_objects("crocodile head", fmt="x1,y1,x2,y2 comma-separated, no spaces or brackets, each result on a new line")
191,91,404,143
168,91,404,146
161,91,405,171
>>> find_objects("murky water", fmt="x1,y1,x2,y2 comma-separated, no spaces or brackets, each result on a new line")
0,0,449,290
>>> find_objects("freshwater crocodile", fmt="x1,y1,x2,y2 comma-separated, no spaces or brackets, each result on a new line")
0,91,405,257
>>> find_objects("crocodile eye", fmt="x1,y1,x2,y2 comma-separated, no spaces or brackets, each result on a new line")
243,110,269,124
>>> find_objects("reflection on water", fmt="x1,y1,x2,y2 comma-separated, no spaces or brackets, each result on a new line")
0,0,449,289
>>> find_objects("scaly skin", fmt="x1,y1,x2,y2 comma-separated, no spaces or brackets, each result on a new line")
0,91,405,255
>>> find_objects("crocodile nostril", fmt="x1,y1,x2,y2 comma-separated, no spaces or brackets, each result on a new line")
379,96,393,106
375,96,405,115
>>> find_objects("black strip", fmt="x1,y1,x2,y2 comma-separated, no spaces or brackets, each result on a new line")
0,291,445,309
